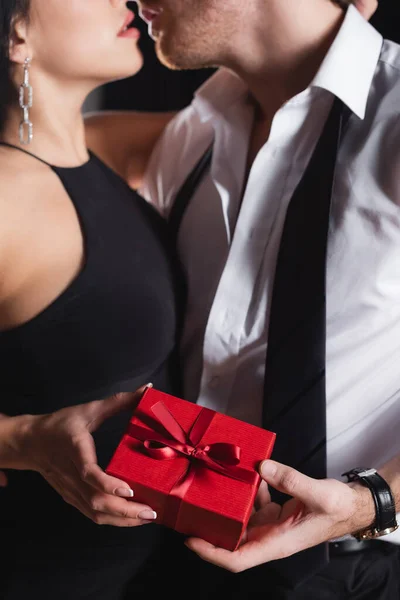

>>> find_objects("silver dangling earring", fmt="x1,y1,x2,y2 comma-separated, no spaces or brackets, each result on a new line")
19,57,33,145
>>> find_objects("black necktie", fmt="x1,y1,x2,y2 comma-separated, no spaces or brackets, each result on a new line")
262,98,349,587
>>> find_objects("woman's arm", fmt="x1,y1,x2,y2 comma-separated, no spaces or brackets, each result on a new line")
0,413,34,471
85,111,176,190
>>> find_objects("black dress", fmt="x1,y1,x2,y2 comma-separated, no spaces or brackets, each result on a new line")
0,145,184,600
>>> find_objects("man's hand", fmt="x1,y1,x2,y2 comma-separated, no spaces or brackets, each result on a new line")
13,384,158,526
185,460,376,573
354,0,378,20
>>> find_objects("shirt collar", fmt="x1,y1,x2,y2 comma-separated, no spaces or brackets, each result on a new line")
193,69,250,123
310,5,383,119
193,5,383,123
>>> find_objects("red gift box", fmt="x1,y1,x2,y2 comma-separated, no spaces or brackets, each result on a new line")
106,388,276,551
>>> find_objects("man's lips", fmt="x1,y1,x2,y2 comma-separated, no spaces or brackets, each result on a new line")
140,7,163,24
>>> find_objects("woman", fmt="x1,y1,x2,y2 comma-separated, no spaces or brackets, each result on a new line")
0,1,184,598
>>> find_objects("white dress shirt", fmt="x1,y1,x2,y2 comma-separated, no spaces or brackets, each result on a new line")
141,6,400,541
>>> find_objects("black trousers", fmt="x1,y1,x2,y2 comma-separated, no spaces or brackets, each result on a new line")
180,540,400,600
203,542,400,600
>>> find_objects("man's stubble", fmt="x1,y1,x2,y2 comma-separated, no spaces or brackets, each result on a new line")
153,0,241,71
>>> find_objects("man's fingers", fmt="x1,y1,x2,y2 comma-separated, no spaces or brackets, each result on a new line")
248,502,282,528
86,384,153,432
185,538,264,573
255,479,271,510
260,460,320,508
185,539,240,571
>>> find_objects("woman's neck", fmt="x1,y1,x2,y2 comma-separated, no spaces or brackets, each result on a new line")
1,74,95,167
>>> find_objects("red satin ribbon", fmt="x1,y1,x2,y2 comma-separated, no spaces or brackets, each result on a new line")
127,401,259,531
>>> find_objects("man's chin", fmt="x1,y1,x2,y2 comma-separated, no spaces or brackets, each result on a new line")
155,38,210,72
155,40,188,70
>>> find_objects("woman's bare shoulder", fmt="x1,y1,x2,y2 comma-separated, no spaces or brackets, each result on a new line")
0,149,53,243
0,156,30,295
0,148,50,198
85,110,176,188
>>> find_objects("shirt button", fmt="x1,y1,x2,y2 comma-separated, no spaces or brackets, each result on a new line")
209,376,220,389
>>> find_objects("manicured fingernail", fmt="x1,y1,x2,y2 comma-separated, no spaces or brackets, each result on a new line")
138,509,157,520
145,383,153,389
115,487,134,498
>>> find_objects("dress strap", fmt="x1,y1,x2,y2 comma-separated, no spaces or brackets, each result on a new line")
0,142,53,168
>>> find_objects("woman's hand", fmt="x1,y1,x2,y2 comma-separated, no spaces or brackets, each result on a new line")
12,386,158,526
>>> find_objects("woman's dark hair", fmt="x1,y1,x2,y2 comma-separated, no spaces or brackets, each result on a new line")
0,0,30,133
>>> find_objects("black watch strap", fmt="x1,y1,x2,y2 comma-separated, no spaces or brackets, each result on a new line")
342,468,398,539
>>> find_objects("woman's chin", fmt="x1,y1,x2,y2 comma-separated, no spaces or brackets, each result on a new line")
106,54,144,82
125,56,144,78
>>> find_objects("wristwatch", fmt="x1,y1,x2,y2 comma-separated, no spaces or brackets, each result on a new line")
342,468,399,540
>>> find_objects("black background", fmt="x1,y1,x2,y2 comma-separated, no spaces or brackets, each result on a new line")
102,0,399,112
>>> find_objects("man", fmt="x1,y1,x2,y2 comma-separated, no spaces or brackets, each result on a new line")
136,0,400,597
